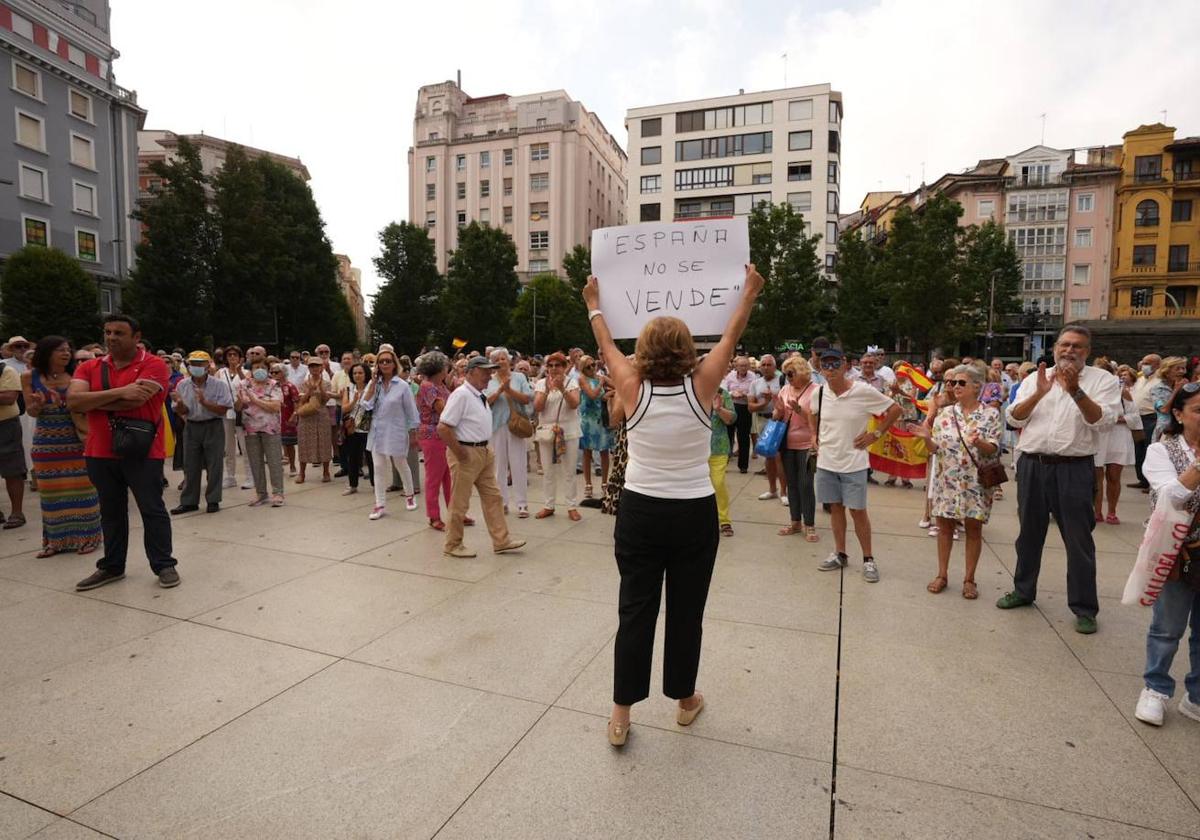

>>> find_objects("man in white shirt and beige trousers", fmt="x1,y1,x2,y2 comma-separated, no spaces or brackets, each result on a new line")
997,326,1122,634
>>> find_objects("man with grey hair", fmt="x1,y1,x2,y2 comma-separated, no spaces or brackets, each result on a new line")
1129,353,1162,490
997,325,1123,634
485,346,534,517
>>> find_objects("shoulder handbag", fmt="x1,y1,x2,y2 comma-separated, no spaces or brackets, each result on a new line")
505,391,533,439
100,362,159,459
952,406,1007,488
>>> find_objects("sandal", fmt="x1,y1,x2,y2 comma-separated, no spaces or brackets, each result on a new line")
1105,514,1120,525
804,526,819,543
778,524,803,536
568,509,582,522
77,542,99,556
463,516,475,526
535,508,555,519
720,524,734,536
2,512,26,529
36,547,58,558
584,484,594,499
962,580,979,600
429,519,446,531
927,576,948,594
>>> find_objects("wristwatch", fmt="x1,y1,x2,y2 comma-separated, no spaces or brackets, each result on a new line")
1070,389,1086,402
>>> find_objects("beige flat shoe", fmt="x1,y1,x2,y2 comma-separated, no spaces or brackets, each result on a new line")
677,693,705,726
607,719,629,747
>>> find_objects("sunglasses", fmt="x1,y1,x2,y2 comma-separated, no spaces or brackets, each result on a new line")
949,379,973,387
1182,381,1200,394
819,360,842,370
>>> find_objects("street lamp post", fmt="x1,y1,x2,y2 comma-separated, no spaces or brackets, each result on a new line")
1023,301,1042,361
985,268,1001,362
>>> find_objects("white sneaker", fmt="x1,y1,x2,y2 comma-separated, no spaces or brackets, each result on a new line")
368,506,385,521
222,476,236,489
918,518,931,529
818,552,847,571
780,495,789,506
862,558,880,583
1180,695,1200,723
1135,688,1168,726
758,491,778,500
405,496,417,511
240,480,254,490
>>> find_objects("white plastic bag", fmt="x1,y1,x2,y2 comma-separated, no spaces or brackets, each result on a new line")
1122,493,1193,606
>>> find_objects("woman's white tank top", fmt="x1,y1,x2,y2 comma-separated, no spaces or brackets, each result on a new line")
623,376,714,499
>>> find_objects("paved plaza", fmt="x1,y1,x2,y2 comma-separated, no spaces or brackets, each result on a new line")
0,464,1197,839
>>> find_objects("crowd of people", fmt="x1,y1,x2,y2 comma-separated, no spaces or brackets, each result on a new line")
3,289,1198,741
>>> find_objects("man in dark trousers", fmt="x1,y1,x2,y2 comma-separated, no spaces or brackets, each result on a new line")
67,315,180,590
170,351,232,515
996,326,1122,634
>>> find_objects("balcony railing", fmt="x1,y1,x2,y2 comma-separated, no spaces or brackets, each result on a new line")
1115,304,1197,319
1132,264,1158,272
1133,172,1165,183
1168,261,1199,273
1173,168,1200,182
1004,175,1069,188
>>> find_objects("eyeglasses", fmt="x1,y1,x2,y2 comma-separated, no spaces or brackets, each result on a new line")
819,360,842,370
949,379,973,387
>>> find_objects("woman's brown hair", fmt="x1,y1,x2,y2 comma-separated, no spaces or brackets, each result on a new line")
634,317,696,381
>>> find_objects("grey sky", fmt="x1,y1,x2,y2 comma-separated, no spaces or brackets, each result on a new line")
113,0,1200,309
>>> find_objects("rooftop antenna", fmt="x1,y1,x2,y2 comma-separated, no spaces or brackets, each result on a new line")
782,52,788,87
920,161,925,184
1161,109,1168,123
1039,112,1046,145
456,69,461,88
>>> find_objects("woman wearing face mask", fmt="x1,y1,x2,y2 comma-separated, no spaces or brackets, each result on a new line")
238,358,284,507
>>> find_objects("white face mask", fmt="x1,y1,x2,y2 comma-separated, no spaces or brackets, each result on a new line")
1141,365,1154,377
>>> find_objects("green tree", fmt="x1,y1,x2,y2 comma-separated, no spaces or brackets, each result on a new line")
562,244,591,292
743,201,833,352
508,273,590,353
441,222,520,350
958,219,1022,347
874,194,963,357
0,246,100,346
833,230,888,352
210,148,355,352
370,221,442,354
124,136,218,349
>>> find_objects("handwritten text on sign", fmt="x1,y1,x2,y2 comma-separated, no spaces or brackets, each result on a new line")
590,217,750,339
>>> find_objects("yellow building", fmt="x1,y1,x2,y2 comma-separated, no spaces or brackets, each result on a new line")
1109,123,1200,319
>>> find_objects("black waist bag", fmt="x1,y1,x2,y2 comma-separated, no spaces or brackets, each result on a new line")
101,363,158,459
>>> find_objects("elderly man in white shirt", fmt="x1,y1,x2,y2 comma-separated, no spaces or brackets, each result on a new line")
1129,353,1162,490
437,356,527,559
996,326,1123,634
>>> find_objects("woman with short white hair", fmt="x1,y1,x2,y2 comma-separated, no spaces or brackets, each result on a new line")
484,347,533,517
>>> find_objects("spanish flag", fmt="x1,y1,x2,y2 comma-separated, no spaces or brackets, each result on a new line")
895,362,933,393
451,338,467,349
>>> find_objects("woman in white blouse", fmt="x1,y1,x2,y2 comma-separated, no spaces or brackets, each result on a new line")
533,352,582,521
361,350,420,520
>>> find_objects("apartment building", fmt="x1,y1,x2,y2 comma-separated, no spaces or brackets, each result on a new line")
1,0,145,316
407,79,627,277
334,253,366,343
625,83,843,275
137,130,310,193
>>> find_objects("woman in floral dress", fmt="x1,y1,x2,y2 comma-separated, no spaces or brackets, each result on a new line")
577,356,612,499
912,364,1002,600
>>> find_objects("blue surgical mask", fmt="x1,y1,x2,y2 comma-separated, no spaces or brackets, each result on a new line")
1141,365,1154,377
188,365,207,378
252,368,269,382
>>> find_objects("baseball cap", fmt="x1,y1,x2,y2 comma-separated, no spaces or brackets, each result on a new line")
185,350,212,364
819,347,845,361
465,357,498,371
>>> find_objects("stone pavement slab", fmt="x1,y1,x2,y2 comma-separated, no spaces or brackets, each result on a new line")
0,792,57,839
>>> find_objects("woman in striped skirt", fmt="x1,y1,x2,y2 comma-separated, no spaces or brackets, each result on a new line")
21,336,101,557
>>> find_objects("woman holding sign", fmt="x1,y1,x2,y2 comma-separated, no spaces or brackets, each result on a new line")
584,263,765,748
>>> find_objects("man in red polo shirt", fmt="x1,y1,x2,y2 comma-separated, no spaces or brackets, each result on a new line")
67,315,180,590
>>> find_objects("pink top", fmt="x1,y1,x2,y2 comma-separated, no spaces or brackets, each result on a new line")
775,381,817,450
238,378,282,435
417,380,449,441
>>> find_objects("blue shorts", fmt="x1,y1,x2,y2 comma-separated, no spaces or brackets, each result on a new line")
815,468,868,510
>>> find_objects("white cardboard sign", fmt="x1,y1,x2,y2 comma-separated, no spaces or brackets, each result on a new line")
590,217,750,339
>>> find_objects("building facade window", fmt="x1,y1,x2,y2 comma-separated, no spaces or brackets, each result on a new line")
828,130,840,155
426,156,436,172
72,181,96,215
479,207,490,225
76,229,97,262
1072,264,1090,285
829,101,841,123
428,132,439,140
528,259,550,273
1021,260,1065,289
1074,228,1092,247
455,154,466,171
1006,191,1068,222
825,254,837,272
787,192,812,212
70,133,94,169
1070,300,1089,319
503,148,513,166
100,288,114,315
425,211,436,229
529,231,549,250
978,199,995,218
22,215,48,246
1075,192,1094,212
480,151,490,168
827,191,839,214
675,102,773,134
16,110,44,151
68,89,92,122
457,211,467,228
530,143,549,162
827,162,838,184
480,179,490,198
640,175,661,193
426,183,435,200
1168,244,1190,272
529,202,549,221
1132,244,1156,266
456,182,466,200
503,206,513,224
13,60,40,99
1172,199,1193,222
18,163,46,201
788,162,812,181
1134,155,1162,182
640,203,661,222
1135,199,1159,226
788,131,812,151
641,146,661,166
788,99,812,121
675,131,772,162
641,117,661,137
826,221,838,245
502,178,513,197
529,173,549,192
1009,226,1066,256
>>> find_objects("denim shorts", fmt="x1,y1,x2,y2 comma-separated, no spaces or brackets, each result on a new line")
815,468,868,510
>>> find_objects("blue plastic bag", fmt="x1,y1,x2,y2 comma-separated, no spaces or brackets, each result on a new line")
754,418,787,458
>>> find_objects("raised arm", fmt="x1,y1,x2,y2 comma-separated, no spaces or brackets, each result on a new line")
691,263,765,405
582,276,639,411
